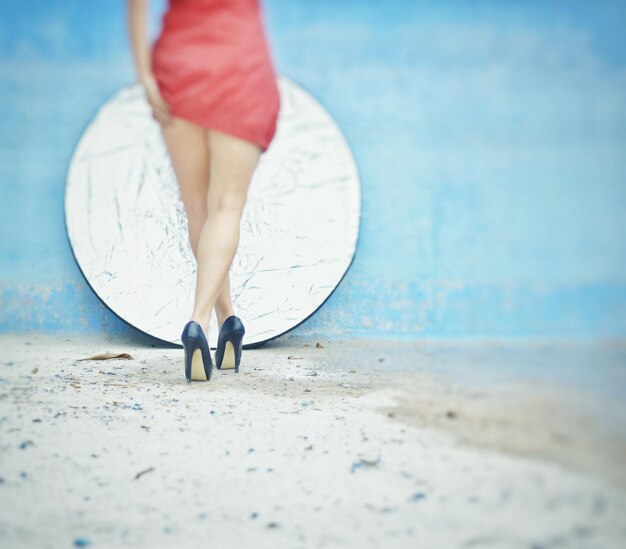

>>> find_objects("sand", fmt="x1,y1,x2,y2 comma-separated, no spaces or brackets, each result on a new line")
0,333,624,548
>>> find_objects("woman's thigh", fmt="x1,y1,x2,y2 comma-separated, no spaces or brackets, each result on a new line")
206,129,261,213
160,116,210,216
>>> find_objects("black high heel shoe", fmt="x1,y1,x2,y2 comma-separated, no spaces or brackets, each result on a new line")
181,320,213,382
215,315,245,373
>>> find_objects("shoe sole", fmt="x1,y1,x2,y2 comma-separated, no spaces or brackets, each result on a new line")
191,348,208,381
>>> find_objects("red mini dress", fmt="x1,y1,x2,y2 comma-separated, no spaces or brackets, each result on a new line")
151,0,281,152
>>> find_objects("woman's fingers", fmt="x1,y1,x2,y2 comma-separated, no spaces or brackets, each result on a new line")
157,103,171,124
152,107,172,126
149,97,172,125
154,94,171,114
143,76,173,126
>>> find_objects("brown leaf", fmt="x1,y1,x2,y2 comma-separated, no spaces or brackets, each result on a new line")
134,466,154,480
76,352,134,361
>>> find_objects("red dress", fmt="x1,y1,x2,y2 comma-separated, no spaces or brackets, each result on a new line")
151,0,281,152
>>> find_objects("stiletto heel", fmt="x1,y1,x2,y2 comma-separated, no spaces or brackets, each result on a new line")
215,315,245,373
181,320,213,382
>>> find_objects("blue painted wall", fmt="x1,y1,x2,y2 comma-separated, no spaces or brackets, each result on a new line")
1,0,625,339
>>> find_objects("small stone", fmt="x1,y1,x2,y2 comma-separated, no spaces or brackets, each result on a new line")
378,357,385,362
315,342,324,348
446,410,457,419
411,492,426,501
73,536,91,547
266,521,280,529
19,440,34,450
351,454,381,473
251,512,259,519
31,367,39,374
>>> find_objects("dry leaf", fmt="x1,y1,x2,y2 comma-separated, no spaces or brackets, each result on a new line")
134,466,154,480
77,352,134,361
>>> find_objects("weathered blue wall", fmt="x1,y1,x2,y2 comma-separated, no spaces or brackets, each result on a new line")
1,0,625,339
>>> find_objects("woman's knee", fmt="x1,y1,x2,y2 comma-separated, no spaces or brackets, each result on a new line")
206,188,246,215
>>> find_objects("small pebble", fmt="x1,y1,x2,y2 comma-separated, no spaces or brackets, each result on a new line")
73,536,91,547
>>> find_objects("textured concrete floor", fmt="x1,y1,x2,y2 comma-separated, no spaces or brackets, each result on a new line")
0,333,625,548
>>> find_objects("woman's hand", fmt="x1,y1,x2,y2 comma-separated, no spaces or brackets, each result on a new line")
142,73,172,126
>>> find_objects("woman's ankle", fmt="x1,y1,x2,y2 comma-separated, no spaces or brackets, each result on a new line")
215,306,234,327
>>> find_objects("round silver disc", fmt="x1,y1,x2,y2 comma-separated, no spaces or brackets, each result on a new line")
65,76,361,346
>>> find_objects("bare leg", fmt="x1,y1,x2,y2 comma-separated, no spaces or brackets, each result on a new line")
160,117,235,332
190,129,261,340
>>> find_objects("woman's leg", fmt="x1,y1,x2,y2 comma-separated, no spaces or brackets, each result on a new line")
160,117,235,329
190,128,261,340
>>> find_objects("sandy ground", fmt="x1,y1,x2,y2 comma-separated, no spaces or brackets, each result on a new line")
0,333,625,548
